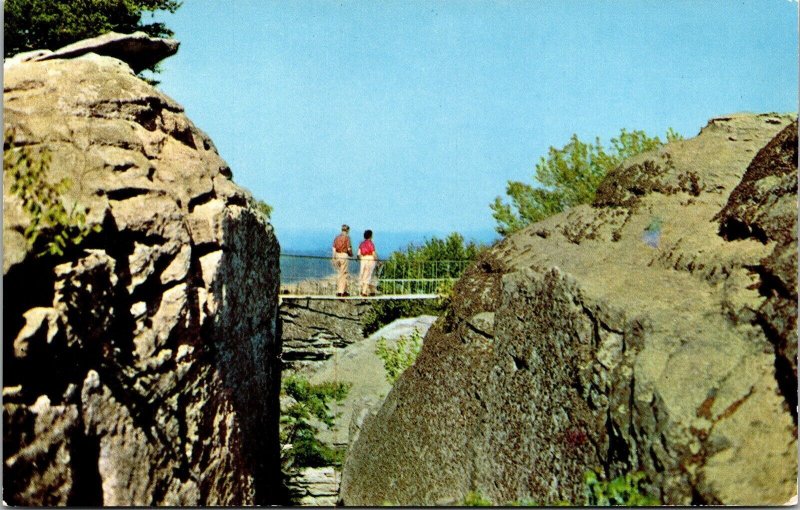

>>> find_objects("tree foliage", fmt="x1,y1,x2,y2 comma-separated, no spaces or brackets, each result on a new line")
4,131,101,257
363,232,485,334
4,0,181,61
378,232,484,294
280,376,351,469
375,329,424,385
253,198,273,220
491,128,683,236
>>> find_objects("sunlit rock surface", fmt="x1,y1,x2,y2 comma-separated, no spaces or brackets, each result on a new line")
3,38,281,505
340,114,798,506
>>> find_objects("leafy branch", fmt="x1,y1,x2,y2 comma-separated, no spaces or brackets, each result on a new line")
491,128,683,236
4,132,101,257
375,329,424,385
280,375,351,469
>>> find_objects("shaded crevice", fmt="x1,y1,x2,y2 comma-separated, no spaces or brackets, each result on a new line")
127,244,189,316
718,218,769,243
511,353,529,371
746,260,798,424
170,125,197,149
3,257,58,387
746,263,795,300
106,187,161,201
190,241,222,259
151,478,170,505
88,96,178,132
226,192,248,208
756,313,798,425
773,355,798,425
188,189,217,212
67,424,103,506
604,411,632,477
690,485,707,505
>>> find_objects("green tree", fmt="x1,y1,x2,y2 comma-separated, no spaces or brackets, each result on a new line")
4,0,181,66
280,376,351,468
491,128,683,236
378,232,483,295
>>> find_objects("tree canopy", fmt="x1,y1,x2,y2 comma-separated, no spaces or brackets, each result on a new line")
4,0,181,61
490,128,683,236
381,232,483,281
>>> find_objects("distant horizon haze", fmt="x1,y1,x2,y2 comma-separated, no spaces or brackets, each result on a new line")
277,227,499,256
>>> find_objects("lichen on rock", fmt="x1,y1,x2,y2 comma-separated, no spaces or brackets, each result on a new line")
339,113,798,506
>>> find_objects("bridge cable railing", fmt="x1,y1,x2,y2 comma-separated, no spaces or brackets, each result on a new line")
279,253,471,296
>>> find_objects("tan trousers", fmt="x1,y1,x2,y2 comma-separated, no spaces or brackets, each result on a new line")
359,255,377,295
333,252,349,294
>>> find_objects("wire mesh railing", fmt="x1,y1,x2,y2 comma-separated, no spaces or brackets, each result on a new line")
279,253,471,297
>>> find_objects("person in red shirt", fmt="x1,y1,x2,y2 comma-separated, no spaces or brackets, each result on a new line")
358,229,379,296
332,224,352,296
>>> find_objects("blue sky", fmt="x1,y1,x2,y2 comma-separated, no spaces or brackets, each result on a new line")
150,1,797,250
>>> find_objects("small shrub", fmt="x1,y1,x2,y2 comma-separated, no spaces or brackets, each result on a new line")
375,329,424,385
280,375,351,468
4,132,100,257
583,469,660,506
461,490,493,506
253,198,273,220
462,470,659,507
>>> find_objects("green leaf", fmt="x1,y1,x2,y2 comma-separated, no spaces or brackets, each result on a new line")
5,129,103,259
492,127,681,235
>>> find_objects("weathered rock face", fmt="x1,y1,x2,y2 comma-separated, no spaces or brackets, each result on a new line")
279,298,372,373
3,46,281,505
716,121,798,416
340,113,798,506
285,466,341,507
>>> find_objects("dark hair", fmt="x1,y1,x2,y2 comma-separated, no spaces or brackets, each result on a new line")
363,229,373,239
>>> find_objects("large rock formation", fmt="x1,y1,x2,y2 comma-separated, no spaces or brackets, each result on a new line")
340,114,798,506
3,40,282,505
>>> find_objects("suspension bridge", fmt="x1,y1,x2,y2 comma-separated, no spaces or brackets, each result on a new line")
279,254,470,301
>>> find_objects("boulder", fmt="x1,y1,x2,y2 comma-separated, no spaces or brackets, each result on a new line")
309,315,438,448
5,31,179,73
339,113,798,506
3,41,281,505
